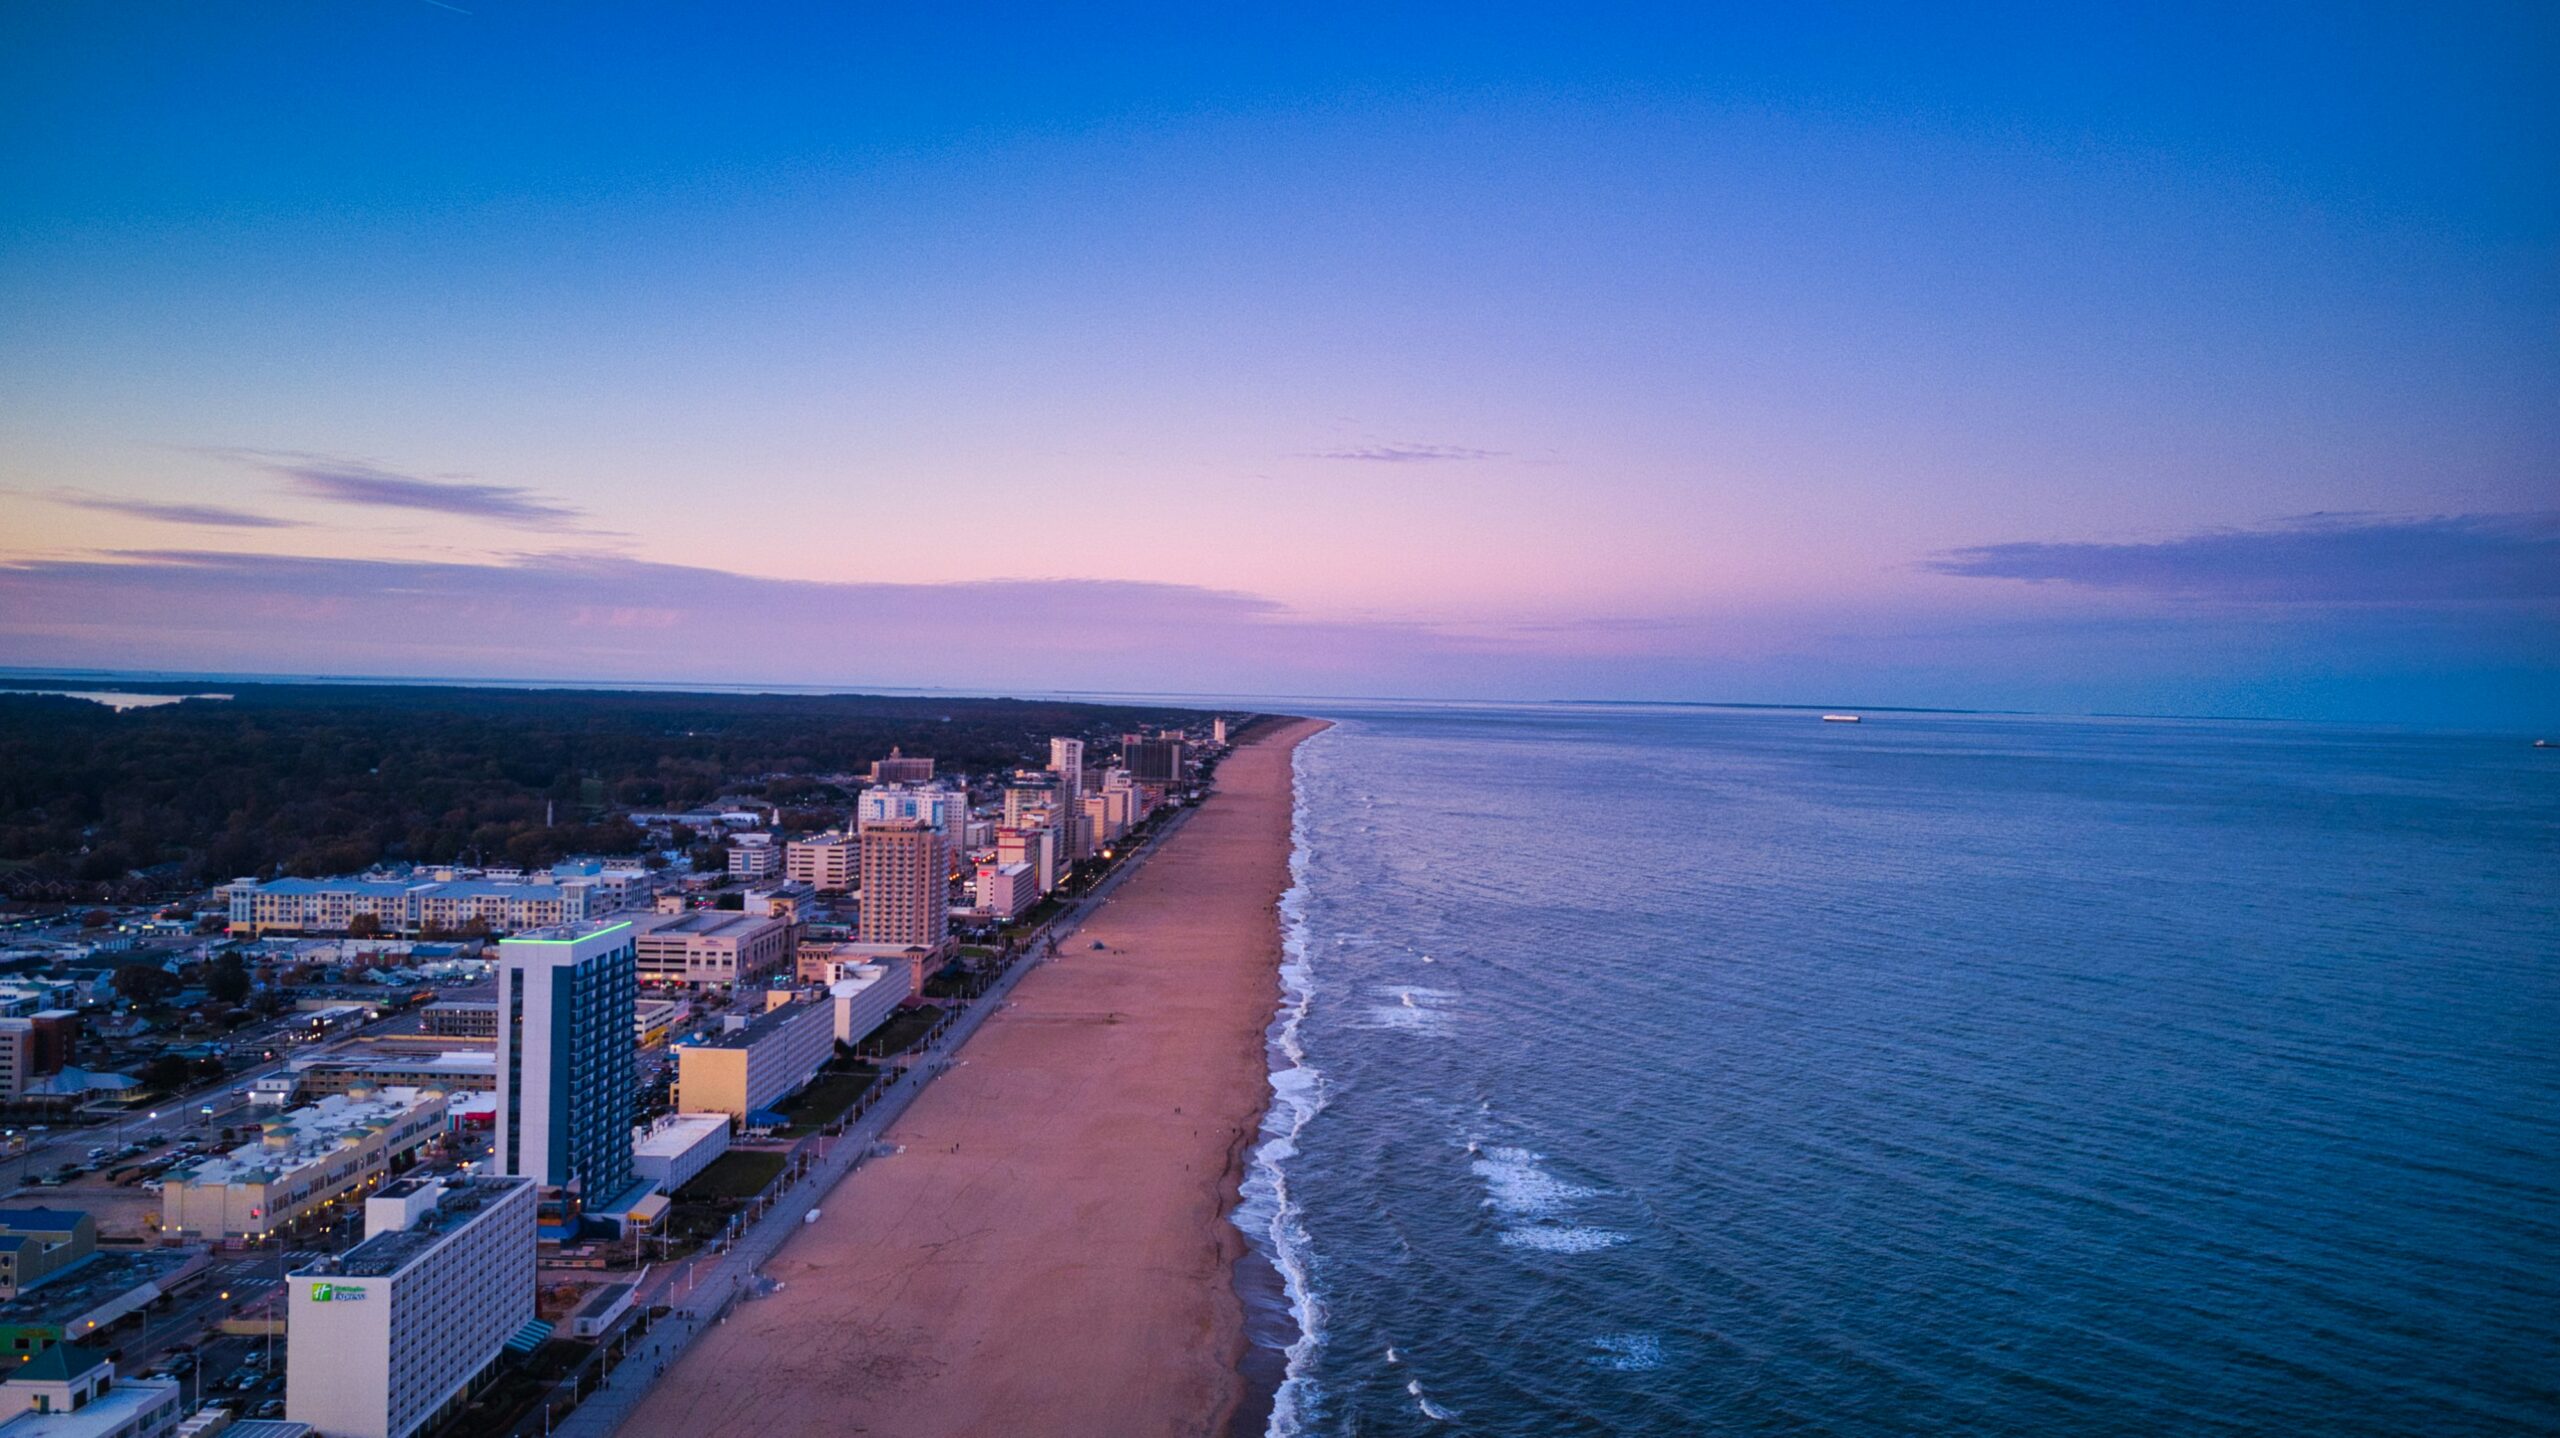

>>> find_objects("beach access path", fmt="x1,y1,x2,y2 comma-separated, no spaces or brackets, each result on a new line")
602,716,1325,1438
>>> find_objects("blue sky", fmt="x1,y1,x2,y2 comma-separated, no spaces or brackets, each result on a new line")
1,3,2552,725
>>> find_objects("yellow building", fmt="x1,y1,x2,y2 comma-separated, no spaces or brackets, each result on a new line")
671,1001,834,1123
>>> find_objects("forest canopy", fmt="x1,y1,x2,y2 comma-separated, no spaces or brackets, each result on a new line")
0,682,1213,899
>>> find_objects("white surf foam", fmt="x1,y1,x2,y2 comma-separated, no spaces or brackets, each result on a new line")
1499,1225,1632,1253
1357,983,1460,1034
1246,731,1331,1438
1408,1378,1459,1421
1471,1145,1600,1219
1589,1332,1666,1370
1471,1143,1632,1253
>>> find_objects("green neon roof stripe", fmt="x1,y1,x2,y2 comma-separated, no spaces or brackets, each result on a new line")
504,921,633,945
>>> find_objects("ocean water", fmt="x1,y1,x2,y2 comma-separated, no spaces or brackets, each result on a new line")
1237,705,2560,1437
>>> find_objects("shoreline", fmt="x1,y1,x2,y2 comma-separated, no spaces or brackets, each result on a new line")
616,716,1328,1438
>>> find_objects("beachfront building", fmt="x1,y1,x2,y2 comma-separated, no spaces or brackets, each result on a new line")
630,1114,729,1194
830,966,903,1047
495,924,641,1208
996,823,1059,896
1101,769,1147,833
0,1349,181,1438
857,821,948,952
1047,738,1088,857
629,910,791,990
1121,736,1185,789
783,832,857,891
973,861,1038,920
1212,717,1228,745
159,1087,449,1242
807,949,924,1001
672,1000,834,1124
285,1175,538,1438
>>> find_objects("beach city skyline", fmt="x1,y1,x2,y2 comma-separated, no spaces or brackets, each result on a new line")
2,5,2553,727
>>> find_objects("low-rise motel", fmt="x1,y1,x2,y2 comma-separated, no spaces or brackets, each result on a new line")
158,1086,450,1243
631,1113,730,1195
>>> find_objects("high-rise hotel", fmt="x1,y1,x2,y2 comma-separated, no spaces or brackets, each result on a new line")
495,921,641,1212
1048,737,1090,859
857,783,968,874
857,821,948,952
286,1175,539,1438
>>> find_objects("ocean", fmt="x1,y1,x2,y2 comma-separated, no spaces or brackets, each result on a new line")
1236,704,2559,1436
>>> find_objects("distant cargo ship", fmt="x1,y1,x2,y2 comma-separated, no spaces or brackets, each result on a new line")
1821,714,1861,723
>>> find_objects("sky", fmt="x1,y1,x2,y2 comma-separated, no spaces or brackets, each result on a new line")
0,3,2552,726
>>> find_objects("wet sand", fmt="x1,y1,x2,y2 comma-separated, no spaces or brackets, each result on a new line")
619,717,1326,1438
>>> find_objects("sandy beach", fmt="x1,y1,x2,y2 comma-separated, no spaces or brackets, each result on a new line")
618,716,1326,1438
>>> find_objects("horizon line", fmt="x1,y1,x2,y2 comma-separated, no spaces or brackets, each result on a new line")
0,665,2537,737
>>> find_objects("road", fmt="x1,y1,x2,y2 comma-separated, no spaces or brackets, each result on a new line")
0,985,477,1193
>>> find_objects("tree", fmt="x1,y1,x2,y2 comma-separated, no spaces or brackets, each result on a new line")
346,913,383,939
113,965,179,1005
206,953,252,1006
140,1054,191,1093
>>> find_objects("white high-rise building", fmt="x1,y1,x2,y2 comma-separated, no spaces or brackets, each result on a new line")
285,1175,538,1438
1048,739,1091,859
496,922,640,1206
1048,737,1085,786
859,784,968,872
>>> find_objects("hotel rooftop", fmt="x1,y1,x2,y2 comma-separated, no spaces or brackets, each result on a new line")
297,1175,531,1280
165,1086,442,1187
689,998,820,1051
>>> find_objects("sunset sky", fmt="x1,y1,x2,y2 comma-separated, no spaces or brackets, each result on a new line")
1,4,2551,724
